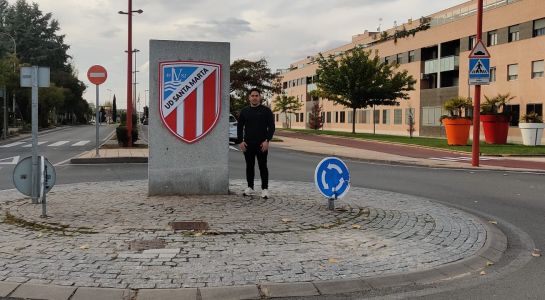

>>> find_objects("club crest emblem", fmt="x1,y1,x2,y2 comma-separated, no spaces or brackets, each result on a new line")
159,61,221,143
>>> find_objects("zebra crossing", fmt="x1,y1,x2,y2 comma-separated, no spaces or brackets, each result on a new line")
0,140,92,148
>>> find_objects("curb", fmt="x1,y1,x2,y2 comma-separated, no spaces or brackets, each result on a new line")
70,156,148,164
0,213,508,300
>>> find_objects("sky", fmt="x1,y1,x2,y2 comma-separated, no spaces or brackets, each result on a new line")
12,0,466,110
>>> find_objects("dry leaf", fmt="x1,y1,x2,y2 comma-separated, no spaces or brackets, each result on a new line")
37,232,43,238
488,220,498,225
531,249,542,257
328,258,339,264
281,218,293,223
486,261,494,267
194,232,203,237
480,271,486,275
352,224,362,229
322,224,332,229
79,244,89,250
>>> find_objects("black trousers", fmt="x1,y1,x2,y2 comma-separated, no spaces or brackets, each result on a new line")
243,143,268,190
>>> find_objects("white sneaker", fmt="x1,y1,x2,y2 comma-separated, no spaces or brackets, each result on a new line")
243,187,254,196
261,189,269,199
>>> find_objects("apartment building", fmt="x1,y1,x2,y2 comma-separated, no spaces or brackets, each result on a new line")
273,0,545,142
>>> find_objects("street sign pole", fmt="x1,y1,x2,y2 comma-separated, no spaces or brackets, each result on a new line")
95,84,100,157
472,0,484,167
31,66,39,204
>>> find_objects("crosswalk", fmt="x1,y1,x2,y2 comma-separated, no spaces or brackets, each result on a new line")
0,140,92,148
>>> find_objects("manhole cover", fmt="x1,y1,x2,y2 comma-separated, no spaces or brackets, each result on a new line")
170,221,209,231
128,239,166,251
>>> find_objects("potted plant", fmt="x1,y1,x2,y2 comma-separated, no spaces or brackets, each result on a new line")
519,112,544,146
480,93,514,144
440,97,473,145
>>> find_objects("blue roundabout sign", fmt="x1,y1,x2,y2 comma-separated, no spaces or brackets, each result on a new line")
314,157,350,199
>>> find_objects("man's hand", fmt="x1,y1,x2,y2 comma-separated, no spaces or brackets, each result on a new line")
260,140,269,152
240,141,247,152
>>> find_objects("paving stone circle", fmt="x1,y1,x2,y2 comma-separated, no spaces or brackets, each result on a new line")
0,180,486,289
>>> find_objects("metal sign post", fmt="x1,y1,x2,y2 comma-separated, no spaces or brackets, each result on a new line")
87,65,108,157
13,155,56,217
21,66,50,204
314,157,350,211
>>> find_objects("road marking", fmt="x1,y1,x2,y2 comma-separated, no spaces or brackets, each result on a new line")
72,140,90,146
48,141,70,147
0,156,20,165
0,141,26,148
22,141,48,148
429,156,500,162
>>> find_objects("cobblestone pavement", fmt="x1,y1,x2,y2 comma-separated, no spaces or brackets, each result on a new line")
0,180,486,290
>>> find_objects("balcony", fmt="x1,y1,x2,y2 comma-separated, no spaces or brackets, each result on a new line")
423,56,459,74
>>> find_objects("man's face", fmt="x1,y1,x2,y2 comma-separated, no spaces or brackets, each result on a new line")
249,91,261,106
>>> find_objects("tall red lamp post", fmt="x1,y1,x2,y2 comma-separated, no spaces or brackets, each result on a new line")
119,0,143,147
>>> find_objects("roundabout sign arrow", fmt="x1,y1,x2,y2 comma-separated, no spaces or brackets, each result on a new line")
314,157,350,209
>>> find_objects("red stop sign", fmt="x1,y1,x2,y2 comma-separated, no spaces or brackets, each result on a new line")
87,65,107,85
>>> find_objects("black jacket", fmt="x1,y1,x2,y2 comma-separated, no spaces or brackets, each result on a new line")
237,105,275,145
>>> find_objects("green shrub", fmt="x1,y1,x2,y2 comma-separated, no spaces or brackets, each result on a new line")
116,126,139,146
120,113,138,126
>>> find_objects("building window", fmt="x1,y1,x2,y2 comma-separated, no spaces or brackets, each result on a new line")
282,82,288,89
490,67,496,82
275,114,279,122
507,64,518,81
469,35,476,50
532,60,544,78
505,104,520,126
373,110,380,124
527,103,543,117
357,110,369,124
295,113,299,123
384,57,389,65
394,109,403,125
382,110,390,124
396,54,402,64
487,31,498,46
347,111,353,123
326,111,331,123
408,50,415,63
508,25,520,42
339,111,346,123
405,108,415,125
300,113,304,123
422,106,443,126
533,18,545,37
335,111,339,123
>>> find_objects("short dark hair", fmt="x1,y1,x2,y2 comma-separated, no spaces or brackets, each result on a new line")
249,88,261,95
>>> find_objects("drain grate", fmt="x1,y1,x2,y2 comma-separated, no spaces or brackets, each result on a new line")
128,239,166,251
170,221,209,231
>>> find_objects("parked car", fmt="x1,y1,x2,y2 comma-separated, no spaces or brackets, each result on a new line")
229,114,238,143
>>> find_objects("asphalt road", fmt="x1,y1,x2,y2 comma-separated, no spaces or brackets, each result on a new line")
1,128,544,299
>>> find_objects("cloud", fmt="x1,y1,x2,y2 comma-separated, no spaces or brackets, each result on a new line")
174,17,254,40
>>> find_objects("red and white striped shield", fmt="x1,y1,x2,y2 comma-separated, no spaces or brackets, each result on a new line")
159,61,221,143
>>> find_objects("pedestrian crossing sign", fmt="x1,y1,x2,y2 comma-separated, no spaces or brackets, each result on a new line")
469,57,490,85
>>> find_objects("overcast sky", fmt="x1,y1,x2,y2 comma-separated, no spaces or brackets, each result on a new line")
12,0,465,110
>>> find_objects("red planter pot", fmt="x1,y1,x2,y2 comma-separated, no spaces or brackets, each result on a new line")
480,115,510,144
443,118,472,145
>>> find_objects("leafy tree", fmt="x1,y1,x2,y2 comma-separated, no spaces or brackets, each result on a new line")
230,58,280,115
316,48,416,133
112,94,117,123
272,95,302,129
308,102,323,130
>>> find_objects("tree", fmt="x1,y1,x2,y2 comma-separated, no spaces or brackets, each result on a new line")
316,48,416,133
272,95,302,129
308,102,323,130
230,58,280,115
112,94,117,123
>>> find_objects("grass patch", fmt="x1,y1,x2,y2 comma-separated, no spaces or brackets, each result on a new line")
283,129,545,155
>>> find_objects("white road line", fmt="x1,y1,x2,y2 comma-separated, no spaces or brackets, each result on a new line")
48,141,70,147
22,141,48,148
0,141,26,148
72,140,90,146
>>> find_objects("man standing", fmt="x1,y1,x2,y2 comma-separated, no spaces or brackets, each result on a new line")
237,88,275,198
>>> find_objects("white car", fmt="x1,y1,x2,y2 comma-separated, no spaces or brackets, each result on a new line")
229,114,238,143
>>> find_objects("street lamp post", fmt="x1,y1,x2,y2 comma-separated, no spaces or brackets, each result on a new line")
119,1,143,147
0,32,16,140
125,48,140,118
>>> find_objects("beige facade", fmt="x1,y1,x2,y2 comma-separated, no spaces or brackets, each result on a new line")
273,0,545,143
